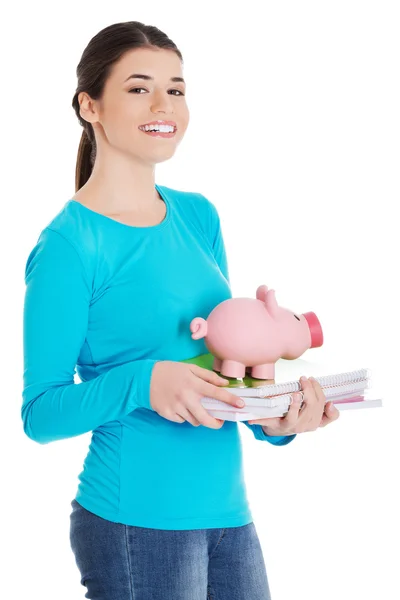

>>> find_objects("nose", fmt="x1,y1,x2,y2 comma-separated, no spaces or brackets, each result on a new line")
302,312,324,347
151,90,174,112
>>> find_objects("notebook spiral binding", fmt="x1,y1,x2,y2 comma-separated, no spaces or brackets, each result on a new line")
226,368,371,398
202,378,370,408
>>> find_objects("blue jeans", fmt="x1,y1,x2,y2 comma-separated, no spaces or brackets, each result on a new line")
69,499,272,599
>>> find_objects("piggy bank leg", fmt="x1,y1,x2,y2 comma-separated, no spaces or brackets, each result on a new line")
220,360,246,379
213,357,222,372
251,363,275,379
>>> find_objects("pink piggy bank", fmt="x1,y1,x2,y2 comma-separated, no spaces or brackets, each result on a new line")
190,284,323,379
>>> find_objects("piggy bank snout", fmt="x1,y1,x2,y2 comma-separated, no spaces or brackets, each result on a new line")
302,312,323,347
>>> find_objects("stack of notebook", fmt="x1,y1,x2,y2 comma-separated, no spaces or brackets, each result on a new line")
181,353,383,422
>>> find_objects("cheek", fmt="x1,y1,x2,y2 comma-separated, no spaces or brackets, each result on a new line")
106,122,135,148
116,109,143,144
178,108,190,135
182,105,190,125
100,101,135,142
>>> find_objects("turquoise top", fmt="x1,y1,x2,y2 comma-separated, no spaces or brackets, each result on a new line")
22,184,296,530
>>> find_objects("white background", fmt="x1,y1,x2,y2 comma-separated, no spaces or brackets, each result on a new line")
2,1,399,599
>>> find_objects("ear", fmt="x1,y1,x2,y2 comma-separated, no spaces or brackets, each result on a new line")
265,289,279,319
256,284,268,302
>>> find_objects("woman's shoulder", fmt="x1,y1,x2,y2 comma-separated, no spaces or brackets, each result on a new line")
160,186,221,247
161,184,215,217
26,198,98,278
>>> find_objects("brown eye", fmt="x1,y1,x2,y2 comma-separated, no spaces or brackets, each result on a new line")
128,88,184,95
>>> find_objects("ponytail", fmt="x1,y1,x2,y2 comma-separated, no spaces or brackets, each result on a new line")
75,127,96,192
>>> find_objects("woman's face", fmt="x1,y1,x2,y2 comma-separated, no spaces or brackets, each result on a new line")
85,47,190,165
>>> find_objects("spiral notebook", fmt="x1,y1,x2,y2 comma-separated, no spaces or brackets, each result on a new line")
200,363,383,422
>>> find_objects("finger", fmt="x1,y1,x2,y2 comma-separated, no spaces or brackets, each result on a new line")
248,387,304,427
297,377,324,428
280,390,304,431
310,377,328,423
248,391,304,432
168,401,220,429
189,365,229,386
175,406,201,427
200,380,245,409
310,377,327,408
181,389,226,429
187,399,225,429
171,414,186,423
250,385,306,431
250,393,303,430
319,402,340,427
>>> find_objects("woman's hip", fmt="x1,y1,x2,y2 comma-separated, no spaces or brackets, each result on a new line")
69,498,271,600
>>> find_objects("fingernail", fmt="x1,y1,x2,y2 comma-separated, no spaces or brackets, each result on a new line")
237,399,245,407
300,376,307,383
329,402,336,411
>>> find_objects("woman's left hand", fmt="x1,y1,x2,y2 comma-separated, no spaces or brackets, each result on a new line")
247,376,340,435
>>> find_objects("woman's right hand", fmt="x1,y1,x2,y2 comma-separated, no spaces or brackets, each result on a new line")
149,361,245,429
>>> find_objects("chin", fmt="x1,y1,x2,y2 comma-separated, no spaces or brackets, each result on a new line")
140,151,175,166
152,145,179,160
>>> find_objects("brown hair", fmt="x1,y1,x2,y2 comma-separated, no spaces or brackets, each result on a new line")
71,21,183,192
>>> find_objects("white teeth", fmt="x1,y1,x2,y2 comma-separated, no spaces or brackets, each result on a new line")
140,124,175,133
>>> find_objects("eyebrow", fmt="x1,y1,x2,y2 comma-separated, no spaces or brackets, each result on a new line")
124,73,185,84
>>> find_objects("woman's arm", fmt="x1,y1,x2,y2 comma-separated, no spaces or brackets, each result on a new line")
22,227,157,445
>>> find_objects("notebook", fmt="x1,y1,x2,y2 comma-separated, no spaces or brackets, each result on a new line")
181,353,383,422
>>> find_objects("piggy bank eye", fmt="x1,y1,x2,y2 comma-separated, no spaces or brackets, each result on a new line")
294,314,300,321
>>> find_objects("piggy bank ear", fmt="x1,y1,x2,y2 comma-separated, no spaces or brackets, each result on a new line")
256,285,279,318
256,285,268,302
265,289,279,318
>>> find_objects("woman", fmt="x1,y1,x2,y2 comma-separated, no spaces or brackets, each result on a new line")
22,21,340,600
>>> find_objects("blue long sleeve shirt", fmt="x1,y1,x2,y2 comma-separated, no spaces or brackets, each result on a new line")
22,184,295,530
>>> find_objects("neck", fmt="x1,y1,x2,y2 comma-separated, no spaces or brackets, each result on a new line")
79,144,160,213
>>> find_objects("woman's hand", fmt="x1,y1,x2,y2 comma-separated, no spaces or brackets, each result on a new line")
150,361,245,429
247,376,340,435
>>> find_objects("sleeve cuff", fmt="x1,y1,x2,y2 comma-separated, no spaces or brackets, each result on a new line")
256,425,297,445
133,359,160,411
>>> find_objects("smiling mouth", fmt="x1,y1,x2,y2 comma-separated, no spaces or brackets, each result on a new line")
138,126,177,138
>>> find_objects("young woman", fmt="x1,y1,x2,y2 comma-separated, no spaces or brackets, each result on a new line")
22,21,340,600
